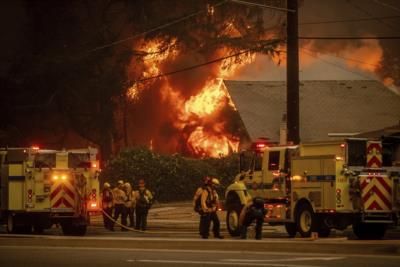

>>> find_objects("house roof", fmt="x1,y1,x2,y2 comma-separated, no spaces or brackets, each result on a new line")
223,80,400,142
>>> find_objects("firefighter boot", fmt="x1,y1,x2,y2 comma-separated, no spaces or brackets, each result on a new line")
240,226,247,239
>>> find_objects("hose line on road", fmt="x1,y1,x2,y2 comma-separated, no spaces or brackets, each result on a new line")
101,209,157,234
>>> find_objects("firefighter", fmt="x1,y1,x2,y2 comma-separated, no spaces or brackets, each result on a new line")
101,182,114,230
193,176,211,236
239,197,266,240
124,182,136,228
199,178,224,239
135,179,153,231
111,180,128,231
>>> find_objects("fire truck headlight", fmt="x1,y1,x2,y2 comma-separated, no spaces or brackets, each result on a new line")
61,175,67,180
53,175,59,180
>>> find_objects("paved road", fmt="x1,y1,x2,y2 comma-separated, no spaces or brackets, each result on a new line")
1,203,400,267
0,245,399,267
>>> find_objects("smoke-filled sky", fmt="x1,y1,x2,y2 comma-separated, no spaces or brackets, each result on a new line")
236,0,400,93
1,0,399,157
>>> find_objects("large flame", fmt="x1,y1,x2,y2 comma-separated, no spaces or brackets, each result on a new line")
125,37,251,157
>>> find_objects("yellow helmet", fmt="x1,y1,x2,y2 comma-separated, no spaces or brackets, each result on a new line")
117,180,124,185
103,182,111,188
211,178,220,186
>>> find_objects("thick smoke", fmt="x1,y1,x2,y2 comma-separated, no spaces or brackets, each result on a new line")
299,0,400,88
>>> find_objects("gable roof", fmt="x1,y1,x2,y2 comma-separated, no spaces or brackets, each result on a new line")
223,80,400,142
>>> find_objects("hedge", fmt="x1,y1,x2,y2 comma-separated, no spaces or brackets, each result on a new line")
100,147,239,202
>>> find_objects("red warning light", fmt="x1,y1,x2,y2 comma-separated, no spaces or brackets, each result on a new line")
32,146,40,150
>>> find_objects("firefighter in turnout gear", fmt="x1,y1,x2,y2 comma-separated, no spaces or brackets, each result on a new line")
124,182,136,227
239,197,266,240
193,176,211,236
135,179,153,231
199,178,224,239
101,182,114,230
111,180,128,231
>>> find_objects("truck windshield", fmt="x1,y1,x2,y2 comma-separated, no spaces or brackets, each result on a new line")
68,153,91,168
34,153,56,168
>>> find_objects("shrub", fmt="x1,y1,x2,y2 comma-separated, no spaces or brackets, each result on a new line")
100,147,239,202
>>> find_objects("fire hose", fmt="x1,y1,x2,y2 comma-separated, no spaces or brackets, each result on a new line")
101,208,155,233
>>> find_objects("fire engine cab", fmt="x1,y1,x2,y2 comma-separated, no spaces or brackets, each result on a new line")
224,137,400,239
0,147,101,235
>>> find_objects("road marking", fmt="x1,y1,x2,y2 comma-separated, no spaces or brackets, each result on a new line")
128,259,320,267
224,257,343,262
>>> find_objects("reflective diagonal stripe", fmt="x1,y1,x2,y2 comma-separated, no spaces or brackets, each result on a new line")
366,156,382,168
50,181,76,209
50,185,62,200
360,176,392,211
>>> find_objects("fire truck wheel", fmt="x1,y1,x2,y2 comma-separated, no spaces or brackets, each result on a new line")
318,227,331,238
226,204,243,237
6,214,16,233
285,223,297,237
61,223,87,236
33,225,44,234
296,203,316,237
353,222,386,240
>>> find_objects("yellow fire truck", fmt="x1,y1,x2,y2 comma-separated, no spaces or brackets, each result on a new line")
0,147,101,235
225,137,400,239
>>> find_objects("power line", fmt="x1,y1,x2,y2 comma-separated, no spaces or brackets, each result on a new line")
372,0,400,13
347,0,399,33
301,49,377,81
89,0,228,53
229,0,295,13
135,40,280,83
301,47,381,68
300,15,400,25
299,36,400,40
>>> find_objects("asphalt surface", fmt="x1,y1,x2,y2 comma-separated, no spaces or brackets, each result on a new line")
0,203,400,266
0,245,399,267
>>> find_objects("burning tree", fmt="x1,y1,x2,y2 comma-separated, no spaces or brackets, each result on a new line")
115,0,285,157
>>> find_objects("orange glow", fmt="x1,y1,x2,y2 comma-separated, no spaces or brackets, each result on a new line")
383,77,394,87
125,37,254,157
187,126,239,157
342,40,382,72
184,79,229,117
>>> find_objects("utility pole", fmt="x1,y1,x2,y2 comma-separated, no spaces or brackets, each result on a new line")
286,0,300,144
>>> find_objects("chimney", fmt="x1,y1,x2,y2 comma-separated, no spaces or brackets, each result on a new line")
279,114,287,145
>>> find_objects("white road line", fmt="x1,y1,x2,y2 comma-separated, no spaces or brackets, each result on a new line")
127,259,320,267
222,257,345,262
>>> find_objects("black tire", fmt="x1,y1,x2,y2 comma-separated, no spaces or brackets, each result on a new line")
33,225,45,234
6,214,16,234
61,223,73,235
296,203,317,238
226,203,243,237
318,227,331,238
285,223,297,238
62,222,87,236
353,222,386,240
6,214,32,234
73,225,87,236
